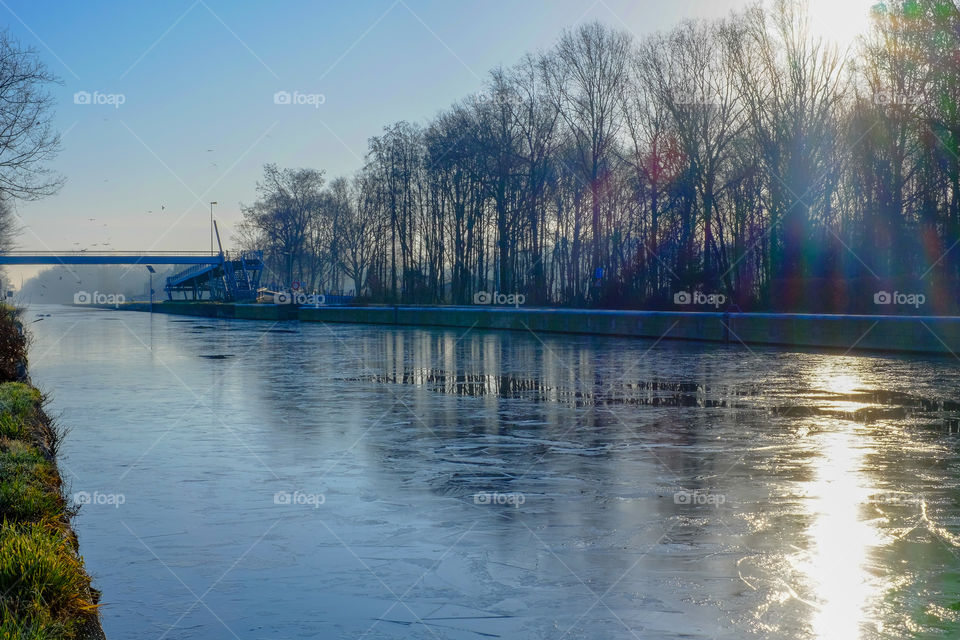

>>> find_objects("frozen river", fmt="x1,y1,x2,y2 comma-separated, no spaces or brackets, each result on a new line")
26,304,960,638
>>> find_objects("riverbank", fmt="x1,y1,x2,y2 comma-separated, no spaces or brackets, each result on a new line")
0,306,104,639
92,301,960,355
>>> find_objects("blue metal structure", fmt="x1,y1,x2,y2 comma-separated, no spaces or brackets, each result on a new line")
164,251,264,302
0,249,266,302
0,251,222,265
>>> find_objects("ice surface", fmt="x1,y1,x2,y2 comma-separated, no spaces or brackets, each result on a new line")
26,304,960,639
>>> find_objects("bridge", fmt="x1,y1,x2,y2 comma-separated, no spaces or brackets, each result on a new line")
0,251,223,265
0,250,265,302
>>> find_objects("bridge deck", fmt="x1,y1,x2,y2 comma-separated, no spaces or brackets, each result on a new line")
0,251,223,265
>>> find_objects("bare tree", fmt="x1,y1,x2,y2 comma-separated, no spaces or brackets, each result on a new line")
637,19,747,292
0,197,19,255
542,22,632,299
0,30,63,202
239,164,325,287
726,0,847,286
510,54,559,303
226,3,960,313
338,173,376,296
623,50,682,299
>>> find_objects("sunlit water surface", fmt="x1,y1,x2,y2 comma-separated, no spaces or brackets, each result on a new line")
25,304,960,639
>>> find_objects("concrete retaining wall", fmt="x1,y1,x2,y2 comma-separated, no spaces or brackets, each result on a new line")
101,302,960,355
114,301,297,321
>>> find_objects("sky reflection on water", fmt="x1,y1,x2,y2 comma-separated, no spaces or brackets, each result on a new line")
25,305,960,639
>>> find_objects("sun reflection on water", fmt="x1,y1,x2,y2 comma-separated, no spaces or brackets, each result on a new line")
818,370,872,414
795,365,889,639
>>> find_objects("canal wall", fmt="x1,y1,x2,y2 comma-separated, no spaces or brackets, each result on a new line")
112,301,298,320
100,302,960,355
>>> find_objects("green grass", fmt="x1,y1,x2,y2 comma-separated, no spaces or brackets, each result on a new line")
0,412,29,440
0,375,99,638
0,383,42,421
0,385,42,441
0,617,72,640
0,523,96,639
0,438,65,524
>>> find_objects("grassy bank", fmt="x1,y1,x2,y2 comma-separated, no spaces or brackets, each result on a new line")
0,306,103,639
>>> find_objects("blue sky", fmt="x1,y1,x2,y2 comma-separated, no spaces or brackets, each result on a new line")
0,0,877,283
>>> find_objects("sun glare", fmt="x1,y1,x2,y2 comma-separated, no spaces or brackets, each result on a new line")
791,364,892,638
801,427,887,639
805,0,879,51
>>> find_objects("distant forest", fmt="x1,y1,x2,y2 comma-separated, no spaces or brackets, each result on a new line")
236,0,960,313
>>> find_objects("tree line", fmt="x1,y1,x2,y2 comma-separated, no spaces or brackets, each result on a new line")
237,0,960,312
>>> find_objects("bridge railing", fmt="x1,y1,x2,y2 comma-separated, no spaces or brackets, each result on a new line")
0,251,225,265
0,251,221,257
166,263,216,287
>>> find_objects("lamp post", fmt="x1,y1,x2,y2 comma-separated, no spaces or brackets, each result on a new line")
146,265,156,312
209,201,218,254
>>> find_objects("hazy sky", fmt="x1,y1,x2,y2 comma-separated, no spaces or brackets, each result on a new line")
1,0,877,283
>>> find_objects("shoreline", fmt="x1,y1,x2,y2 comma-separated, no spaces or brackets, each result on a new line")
0,306,105,639
81,301,960,356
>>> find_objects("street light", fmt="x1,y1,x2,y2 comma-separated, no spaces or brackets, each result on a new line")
209,201,218,254
145,265,156,312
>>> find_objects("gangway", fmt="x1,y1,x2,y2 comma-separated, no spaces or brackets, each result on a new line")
163,223,263,302
164,251,264,302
